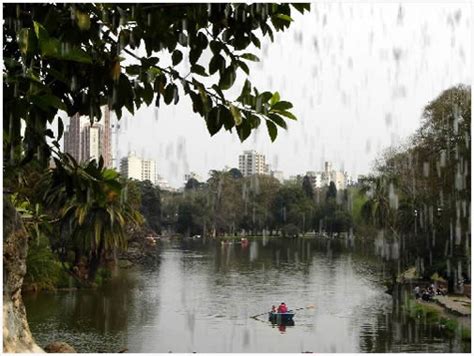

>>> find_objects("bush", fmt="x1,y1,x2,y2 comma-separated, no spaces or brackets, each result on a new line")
282,223,299,238
24,236,72,291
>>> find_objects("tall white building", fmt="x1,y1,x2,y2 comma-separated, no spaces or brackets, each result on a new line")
63,107,112,167
238,150,268,177
120,153,156,184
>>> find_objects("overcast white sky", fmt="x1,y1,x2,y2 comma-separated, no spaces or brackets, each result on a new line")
64,2,472,188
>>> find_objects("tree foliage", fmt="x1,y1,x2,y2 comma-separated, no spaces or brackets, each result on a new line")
134,179,161,233
360,85,471,284
3,3,309,187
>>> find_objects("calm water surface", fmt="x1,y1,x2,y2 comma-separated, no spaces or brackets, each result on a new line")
24,237,469,352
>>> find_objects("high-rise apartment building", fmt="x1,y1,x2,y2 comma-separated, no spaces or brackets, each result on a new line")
63,107,112,167
120,153,157,184
238,150,268,177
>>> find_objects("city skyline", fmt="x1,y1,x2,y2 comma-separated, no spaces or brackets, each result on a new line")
105,3,470,188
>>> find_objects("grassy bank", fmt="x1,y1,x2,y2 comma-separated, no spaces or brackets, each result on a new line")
404,296,471,341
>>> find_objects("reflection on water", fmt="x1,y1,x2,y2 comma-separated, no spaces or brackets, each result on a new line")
24,238,469,353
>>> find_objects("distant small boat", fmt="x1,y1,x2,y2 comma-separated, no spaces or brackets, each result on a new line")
268,311,295,323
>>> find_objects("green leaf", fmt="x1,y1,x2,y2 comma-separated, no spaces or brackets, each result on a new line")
142,83,154,106
33,21,49,41
146,67,162,82
236,60,249,75
218,105,234,130
210,40,223,55
219,66,236,90
279,110,297,120
30,94,66,111
276,14,293,22
164,84,176,105
259,92,273,104
249,114,261,129
126,65,141,76
189,48,203,65
196,32,209,50
270,92,280,106
206,106,224,136
229,104,242,126
266,120,278,142
241,53,260,62
18,28,37,56
240,79,252,98
250,33,261,49
191,64,208,76
209,54,225,75
57,119,64,140
271,101,293,111
237,120,251,142
172,50,183,66
189,91,203,115
292,3,311,14
212,84,226,103
75,10,91,31
268,113,287,129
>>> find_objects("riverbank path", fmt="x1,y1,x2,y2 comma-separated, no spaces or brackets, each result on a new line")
433,295,471,317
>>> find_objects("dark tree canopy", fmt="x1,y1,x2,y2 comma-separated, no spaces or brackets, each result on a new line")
135,179,161,233
185,177,202,190
326,181,337,201
302,175,314,199
228,167,243,179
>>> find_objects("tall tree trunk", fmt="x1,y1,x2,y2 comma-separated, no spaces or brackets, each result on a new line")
3,196,44,352
87,239,105,284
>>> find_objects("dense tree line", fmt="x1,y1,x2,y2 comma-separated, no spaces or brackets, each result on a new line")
154,171,354,238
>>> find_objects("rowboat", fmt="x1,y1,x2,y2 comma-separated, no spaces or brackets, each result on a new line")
268,311,295,323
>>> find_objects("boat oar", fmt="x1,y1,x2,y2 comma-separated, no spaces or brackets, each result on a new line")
251,311,268,319
250,304,315,319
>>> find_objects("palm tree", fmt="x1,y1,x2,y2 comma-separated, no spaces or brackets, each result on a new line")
43,154,143,284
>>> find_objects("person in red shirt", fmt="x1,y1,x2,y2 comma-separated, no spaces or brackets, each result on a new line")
277,302,288,313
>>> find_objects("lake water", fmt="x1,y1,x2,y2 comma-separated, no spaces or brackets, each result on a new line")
23,237,469,352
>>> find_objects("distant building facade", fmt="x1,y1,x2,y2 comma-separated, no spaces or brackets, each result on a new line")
305,161,349,190
156,175,175,191
63,107,112,167
238,150,268,177
120,153,157,184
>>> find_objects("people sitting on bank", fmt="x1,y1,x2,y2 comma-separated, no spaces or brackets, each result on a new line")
421,288,432,301
277,302,288,313
414,285,421,299
427,286,434,297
